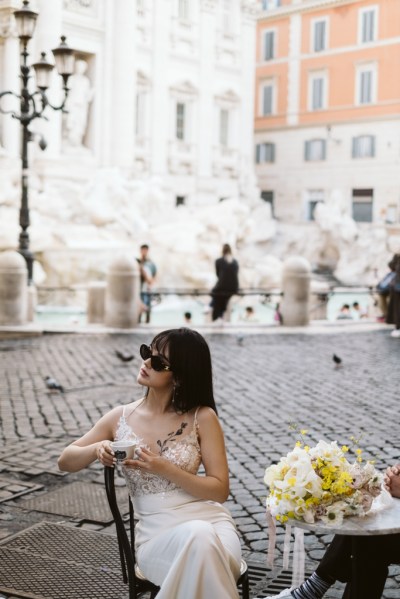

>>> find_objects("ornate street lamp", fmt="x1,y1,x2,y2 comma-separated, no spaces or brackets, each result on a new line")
0,1,75,284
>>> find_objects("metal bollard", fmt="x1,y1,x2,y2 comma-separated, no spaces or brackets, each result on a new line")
280,256,311,326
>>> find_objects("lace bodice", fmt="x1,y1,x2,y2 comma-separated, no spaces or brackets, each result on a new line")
115,406,202,497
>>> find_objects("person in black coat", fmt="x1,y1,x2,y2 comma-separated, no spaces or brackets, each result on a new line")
386,253,400,338
211,244,239,322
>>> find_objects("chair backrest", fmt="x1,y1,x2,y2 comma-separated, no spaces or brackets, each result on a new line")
104,466,136,595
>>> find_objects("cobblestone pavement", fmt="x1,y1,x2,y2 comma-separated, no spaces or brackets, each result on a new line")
0,329,399,598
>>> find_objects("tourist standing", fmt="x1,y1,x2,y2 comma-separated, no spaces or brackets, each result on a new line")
137,244,157,324
211,244,239,322
386,253,400,338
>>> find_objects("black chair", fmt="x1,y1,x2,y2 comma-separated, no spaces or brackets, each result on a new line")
104,466,250,599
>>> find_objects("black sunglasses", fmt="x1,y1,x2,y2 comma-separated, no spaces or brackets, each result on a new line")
140,344,171,372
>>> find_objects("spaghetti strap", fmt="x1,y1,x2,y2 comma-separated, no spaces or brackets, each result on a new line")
193,406,200,430
126,397,146,419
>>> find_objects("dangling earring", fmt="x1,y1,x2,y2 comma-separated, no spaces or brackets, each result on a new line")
172,381,180,407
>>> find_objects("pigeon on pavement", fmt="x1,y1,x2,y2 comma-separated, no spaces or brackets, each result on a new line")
115,350,135,363
44,376,64,392
332,354,342,368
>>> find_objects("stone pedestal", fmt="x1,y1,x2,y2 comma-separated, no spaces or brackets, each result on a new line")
104,257,140,328
0,251,28,325
27,285,38,322
87,281,106,324
280,256,311,326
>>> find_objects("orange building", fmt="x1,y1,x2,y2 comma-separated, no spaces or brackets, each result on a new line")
255,0,400,224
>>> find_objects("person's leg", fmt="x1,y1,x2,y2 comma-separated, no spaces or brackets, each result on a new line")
340,535,390,598
212,296,224,321
263,536,356,599
137,519,240,599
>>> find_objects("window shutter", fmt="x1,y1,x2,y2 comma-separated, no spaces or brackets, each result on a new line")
371,135,375,157
256,144,261,163
305,141,310,161
321,140,326,160
352,137,357,158
264,31,274,60
314,21,325,52
263,85,273,115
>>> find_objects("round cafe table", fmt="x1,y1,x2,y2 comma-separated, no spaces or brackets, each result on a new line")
289,497,400,598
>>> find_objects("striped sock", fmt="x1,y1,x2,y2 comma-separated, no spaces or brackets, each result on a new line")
291,572,332,599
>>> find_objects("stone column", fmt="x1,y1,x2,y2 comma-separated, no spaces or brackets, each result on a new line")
280,256,311,326
150,0,170,177
0,13,20,157
198,0,217,182
107,0,136,170
0,251,27,325
105,256,140,328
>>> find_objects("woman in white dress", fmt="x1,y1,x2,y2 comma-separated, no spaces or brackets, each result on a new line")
58,328,242,599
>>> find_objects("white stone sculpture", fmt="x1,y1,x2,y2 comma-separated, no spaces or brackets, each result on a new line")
5,167,395,298
64,59,94,148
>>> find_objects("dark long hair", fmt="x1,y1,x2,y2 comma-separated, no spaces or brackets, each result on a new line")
150,328,217,414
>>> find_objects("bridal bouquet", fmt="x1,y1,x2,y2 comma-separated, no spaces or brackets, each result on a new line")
264,436,382,526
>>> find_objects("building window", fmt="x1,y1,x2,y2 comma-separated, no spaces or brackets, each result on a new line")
261,82,274,116
262,0,281,8
256,142,275,163
356,66,376,105
178,0,189,20
312,19,327,52
359,7,377,43
176,102,186,140
352,189,373,222
304,139,326,161
219,109,229,147
306,190,324,221
176,196,186,206
263,30,275,60
309,74,326,111
352,135,375,158
261,190,274,215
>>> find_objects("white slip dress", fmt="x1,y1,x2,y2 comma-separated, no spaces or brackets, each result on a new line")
115,404,242,599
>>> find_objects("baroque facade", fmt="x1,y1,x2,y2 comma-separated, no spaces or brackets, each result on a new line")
0,0,259,207
255,0,400,225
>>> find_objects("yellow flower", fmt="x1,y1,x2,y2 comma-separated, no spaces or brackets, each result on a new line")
296,441,302,447
304,445,310,452
300,429,308,435
356,448,362,455
341,445,349,452
287,477,297,486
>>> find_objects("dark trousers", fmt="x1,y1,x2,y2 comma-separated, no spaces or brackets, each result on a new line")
211,293,232,321
316,534,400,598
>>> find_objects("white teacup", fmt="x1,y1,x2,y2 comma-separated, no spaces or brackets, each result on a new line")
110,440,137,462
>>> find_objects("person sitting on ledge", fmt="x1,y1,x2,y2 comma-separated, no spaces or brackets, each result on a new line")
261,463,400,599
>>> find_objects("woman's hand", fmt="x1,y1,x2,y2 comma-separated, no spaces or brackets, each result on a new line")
124,447,169,476
96,440,115,467
383,463,400,497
